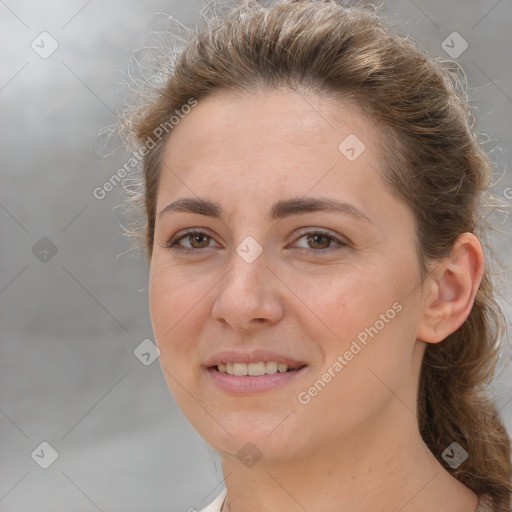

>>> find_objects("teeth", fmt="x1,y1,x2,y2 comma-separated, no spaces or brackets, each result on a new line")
233,363,247,376
248,362,266,376
265,361,278,374
216,361,290,376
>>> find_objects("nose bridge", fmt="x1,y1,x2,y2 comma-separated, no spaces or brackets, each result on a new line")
222,237,269,302
212,235,283,327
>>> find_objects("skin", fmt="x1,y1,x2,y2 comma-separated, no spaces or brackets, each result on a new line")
148,89,484,512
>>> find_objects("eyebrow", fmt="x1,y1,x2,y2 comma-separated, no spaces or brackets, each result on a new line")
159,196,372,223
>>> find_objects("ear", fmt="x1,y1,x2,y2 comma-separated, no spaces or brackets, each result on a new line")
416,233,484,344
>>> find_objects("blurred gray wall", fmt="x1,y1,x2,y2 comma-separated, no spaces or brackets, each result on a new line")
1,1,511,511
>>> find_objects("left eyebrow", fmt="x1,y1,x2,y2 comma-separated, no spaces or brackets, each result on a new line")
268,197,372,223
158,196,372,224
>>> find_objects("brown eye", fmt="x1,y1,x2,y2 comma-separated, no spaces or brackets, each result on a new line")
292,230,348,253
166,230,218,252
306,233,332,249
187,233,211,248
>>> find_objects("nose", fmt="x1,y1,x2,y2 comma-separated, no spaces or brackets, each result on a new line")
211,249,285,332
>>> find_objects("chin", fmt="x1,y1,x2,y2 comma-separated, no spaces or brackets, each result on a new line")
193,411,306,464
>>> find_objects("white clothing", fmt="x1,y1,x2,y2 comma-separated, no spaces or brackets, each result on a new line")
199,489,227,512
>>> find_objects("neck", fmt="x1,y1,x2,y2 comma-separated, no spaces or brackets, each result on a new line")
219,399,477,512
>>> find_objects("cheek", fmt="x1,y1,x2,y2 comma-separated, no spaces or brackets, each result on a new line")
148,262,210,373
295,311,414,440
148,263,216,423
288,262,415,413
283,262,398,349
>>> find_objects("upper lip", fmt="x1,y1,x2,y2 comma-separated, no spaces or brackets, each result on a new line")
205,350,307,370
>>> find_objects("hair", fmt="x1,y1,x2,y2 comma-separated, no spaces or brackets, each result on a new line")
118,0,511,508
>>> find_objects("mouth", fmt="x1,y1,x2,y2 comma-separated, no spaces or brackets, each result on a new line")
206,357,308,394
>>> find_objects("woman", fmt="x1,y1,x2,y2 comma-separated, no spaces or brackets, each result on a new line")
118,1,511,510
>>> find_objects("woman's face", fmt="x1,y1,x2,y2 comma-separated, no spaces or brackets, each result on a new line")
149,89,426,463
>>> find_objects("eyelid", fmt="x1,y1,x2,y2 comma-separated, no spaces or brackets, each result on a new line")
291,227,350,246
166,227,220,249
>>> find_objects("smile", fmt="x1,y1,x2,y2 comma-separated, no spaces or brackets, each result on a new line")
216,361,298,376
208,363,308,394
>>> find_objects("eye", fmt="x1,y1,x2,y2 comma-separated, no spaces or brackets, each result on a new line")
292,230,348,252
165,228,348,254
166,230,220,253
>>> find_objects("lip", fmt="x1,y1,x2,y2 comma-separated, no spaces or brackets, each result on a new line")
204,350,307,369
204,350,309,394
208,365,308,394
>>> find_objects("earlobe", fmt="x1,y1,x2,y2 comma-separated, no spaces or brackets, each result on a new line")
416,233,484,344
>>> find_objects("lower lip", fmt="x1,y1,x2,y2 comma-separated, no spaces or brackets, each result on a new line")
207,366,307,394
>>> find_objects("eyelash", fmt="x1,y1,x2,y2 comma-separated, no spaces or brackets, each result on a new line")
165,228,348,254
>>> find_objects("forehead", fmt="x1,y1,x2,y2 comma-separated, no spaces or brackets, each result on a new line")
164,88,376,160
157,89,387,215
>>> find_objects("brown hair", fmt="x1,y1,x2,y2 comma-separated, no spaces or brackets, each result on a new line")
118,0,511,508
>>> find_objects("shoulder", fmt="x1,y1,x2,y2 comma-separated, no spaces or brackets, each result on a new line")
197,488,227,512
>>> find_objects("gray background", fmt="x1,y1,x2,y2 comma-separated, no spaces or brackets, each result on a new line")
1,1,511,511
